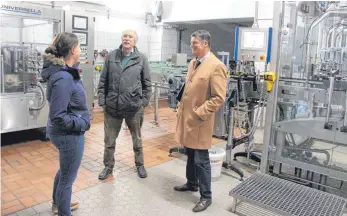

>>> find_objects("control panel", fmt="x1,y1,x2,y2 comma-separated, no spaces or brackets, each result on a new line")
217,51,230,70
234,27,272,64
64,11,95,118
79,46,90,65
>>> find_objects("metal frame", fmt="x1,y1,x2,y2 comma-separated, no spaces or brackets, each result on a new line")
260,0,347,188
260,1,284,173
0,3,62,134
230,172,347,216
0,2,96,133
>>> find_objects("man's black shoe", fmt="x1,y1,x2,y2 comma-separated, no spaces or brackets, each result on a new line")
192,199,212,212
173,184,198,192
98,168,112,180
137,166,147,178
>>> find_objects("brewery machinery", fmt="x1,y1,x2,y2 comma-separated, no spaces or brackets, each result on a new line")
167,44,271,179
260,1,347,196
167,74,185,109
0,2,95,135
230,2,347,215
152,55,188,107
212,28,272,166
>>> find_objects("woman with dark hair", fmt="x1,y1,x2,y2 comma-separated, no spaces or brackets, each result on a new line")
41,32,90,215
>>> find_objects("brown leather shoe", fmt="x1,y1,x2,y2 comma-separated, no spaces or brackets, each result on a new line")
52,202,80,214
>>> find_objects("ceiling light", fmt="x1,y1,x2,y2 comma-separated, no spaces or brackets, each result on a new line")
62,4,71,11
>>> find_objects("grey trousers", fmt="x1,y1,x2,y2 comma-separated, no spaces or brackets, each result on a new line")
103,107,144,169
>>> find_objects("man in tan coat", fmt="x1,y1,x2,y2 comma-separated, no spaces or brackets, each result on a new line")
174,30,227,212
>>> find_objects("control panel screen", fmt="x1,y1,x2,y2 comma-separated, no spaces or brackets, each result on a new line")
241,31,265,50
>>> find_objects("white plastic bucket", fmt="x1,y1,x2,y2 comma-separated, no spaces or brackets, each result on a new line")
209,147,226,181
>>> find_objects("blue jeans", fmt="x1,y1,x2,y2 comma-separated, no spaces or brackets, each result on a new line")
49,134,84,216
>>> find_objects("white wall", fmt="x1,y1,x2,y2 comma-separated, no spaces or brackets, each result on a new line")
161,28,178,61
1,1,168,61
18,1,151,19
2,1,274,62
94,16,150,55
160,1,273,26
0,17,54,53
155,1,274,62
256,1,274,28
180,23,238,60
161,0,255,23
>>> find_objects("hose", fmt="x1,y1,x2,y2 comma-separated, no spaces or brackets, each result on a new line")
234,77,266,139
29,82,46,111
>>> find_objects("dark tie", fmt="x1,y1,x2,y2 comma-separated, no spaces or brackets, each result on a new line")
195,61,201,69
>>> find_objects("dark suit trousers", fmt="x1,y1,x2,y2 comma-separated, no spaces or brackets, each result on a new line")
185,147,212,200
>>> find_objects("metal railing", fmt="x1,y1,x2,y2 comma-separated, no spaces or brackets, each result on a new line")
150,81,170,125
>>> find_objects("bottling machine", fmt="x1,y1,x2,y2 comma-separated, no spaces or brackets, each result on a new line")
0,2,95,136
167,45,271,179
212,28,272,167
230,1,347,215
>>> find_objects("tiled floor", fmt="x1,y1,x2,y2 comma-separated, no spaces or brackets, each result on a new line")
5,155,280,216
6,154,279,216
1,100,225,215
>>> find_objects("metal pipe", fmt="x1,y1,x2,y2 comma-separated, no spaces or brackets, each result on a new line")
252,1,259,28
273,130,285,174
327,25,338,48
305,9,347,77
154,85,159,125
177,30,181,53
309,93,315,118
226,107,234,164
325,77,335,124
260,106,264,130
290,4,298,78
260,1,284,173
0,55,4,93
344,91,347,127
333,26,344,47
325,23,346,48
334,26,347,48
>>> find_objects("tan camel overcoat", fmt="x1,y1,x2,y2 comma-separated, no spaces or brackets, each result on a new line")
175,53,227,150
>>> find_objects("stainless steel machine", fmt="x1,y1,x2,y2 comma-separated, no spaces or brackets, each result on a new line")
260,1,347,196
0,2,95,135
212,28,272,167
0,3,61,135
230,1,347,215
